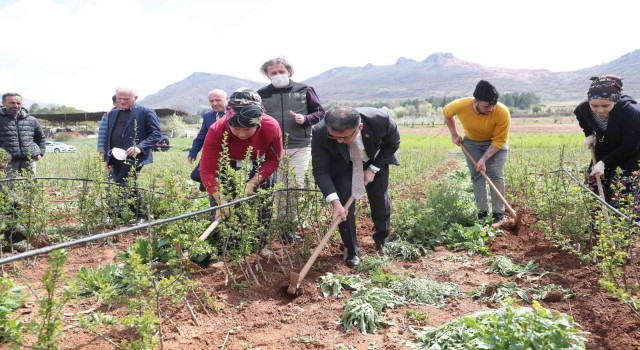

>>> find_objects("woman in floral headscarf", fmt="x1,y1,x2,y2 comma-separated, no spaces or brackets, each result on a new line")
199,89,283,205
574,75,640,205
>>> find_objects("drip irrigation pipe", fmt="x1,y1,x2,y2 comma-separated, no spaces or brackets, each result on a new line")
0,187,324,265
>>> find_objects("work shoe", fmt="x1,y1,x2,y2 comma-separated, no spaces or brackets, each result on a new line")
375,242,386,255
491,212,508,228
346,254,361,267
477,211,488,221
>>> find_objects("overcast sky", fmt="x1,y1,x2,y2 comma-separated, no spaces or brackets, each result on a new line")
1,0,639,111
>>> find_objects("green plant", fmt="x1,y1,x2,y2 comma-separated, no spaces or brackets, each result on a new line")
445,223,501,255
425,170,477,227
34,249,72,350
405,309,428,324
356,255,390,273
0,275,26,345
389,277,459,307
470,282,574,304
485,255,538,277
414,300,587,349
340,287,403,334
367,268,403,287
391,199,447,249
383,240,424,260
318,273,366,297
75,263,126,302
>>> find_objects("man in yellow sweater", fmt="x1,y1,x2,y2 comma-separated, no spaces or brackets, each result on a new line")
443,80,511,224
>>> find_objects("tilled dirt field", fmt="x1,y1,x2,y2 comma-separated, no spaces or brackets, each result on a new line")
4,203,639,349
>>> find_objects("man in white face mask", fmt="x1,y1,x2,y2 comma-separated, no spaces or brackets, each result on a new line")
258,57,326,241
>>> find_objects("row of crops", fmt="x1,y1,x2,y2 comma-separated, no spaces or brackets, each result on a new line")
0,132,637,349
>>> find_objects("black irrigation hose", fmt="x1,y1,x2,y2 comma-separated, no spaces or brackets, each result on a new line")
0,176,210,199
559,168,640,228
0,195,256,265
0,187,325,265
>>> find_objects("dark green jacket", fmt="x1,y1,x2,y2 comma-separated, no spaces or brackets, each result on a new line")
258,81,324,148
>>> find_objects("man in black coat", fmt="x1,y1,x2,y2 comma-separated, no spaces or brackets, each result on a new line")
0,93,45,178
311,106,400,267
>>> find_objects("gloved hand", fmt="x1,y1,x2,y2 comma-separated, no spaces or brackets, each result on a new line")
583,134,597,149
590,161,605,177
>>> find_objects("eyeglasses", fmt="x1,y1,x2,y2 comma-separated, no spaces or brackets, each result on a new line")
327,128,358,140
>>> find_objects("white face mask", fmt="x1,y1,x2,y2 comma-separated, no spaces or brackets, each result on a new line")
270,74,290,88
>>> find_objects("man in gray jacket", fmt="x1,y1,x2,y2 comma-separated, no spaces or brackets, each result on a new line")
0,93,46,178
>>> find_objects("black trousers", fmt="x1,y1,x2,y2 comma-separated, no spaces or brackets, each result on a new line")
334,163,391,256
109,157,145,218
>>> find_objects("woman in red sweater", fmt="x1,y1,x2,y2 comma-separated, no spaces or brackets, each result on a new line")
199,91,283,208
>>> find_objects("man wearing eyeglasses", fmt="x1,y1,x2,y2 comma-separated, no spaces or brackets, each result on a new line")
311,106,400,267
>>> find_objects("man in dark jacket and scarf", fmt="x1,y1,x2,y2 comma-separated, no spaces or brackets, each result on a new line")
0,93,46,179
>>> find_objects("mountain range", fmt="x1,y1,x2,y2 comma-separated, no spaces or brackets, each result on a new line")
139,50,640,114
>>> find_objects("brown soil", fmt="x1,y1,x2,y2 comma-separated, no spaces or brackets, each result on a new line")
3,177,640,349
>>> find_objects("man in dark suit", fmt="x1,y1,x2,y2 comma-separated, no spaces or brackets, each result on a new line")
312,106,400,267
188,89,228,186
103,87,162,220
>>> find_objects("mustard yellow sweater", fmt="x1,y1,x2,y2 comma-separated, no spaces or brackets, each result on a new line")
443,97,511,148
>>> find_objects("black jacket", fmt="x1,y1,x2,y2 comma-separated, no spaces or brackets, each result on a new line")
575,95,640,171
311,107,400,197
0,107,46,160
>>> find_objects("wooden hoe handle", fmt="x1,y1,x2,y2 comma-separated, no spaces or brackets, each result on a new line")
290,197,355,290
460,144,517,218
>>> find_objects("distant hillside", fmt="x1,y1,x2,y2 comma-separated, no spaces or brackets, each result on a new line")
140,50,640,113
138,73,263,114
306,50,640,103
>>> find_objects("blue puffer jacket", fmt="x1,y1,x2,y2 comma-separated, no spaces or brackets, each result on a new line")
0,107,46,160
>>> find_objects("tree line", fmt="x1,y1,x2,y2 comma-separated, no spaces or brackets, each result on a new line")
367,92,540,111
337,92,542,119
27,92,541,120
29,103,84,114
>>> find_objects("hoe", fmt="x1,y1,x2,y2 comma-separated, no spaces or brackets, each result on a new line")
287,196,354,295
460,144,523,228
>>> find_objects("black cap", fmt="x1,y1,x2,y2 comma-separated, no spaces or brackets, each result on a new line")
473,80,499,105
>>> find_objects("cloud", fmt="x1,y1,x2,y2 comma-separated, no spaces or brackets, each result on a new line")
1,0,638,111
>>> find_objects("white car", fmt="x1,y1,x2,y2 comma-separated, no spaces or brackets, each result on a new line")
45,141,77,153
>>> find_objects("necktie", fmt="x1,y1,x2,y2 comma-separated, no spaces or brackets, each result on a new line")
349,142,366,199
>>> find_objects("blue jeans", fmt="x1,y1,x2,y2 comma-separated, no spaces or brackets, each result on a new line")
463,138,508,214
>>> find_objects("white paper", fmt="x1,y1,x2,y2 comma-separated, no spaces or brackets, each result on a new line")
111,147,127,160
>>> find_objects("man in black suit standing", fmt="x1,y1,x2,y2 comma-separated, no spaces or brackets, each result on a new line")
311,106,400,267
